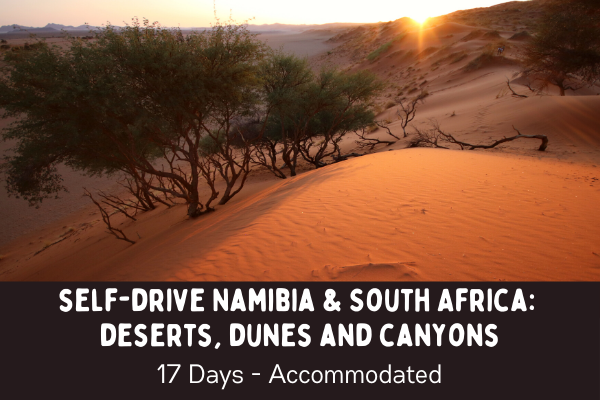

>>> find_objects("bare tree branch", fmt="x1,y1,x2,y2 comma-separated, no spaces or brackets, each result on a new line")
411,122,548,151
506,77,528,98
83,188,136,244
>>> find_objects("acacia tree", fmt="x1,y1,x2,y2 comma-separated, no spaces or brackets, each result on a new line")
0,19,268,216
253,53,382,177
525,0,600,95
120,20,268,210
253,52,314,178
298,70,381,168
0,33,161,207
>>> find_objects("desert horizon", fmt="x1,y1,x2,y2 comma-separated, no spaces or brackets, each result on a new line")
0,0,528,27
1,0,599,281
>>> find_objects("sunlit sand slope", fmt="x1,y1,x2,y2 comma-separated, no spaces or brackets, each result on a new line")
3,148,598,281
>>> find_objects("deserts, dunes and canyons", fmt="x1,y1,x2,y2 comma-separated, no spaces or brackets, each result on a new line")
0,0,599,281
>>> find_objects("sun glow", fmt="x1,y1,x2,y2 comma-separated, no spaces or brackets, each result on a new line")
0,0,530,29
410,12,430,25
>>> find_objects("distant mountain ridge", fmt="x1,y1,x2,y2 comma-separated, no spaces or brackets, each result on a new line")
0,22,360,34
0,23,97,33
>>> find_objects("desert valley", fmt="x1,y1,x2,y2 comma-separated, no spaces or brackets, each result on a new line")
0,0,599,281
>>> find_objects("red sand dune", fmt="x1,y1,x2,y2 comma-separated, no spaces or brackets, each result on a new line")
1,4,599,281
2,146,599,281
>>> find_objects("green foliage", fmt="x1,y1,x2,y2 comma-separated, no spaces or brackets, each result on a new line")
0,18,267,211
199,131,226,156
367,41,393,61
257,53,382,173
393,33,407,43
263,67,380,141
525,0,600,95
367,33,407,62
0,18,382,210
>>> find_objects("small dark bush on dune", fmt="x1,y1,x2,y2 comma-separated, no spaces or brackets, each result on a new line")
23,42,44,51
8,42,45,52
525,0,600,96
450,51,468,64
509,31,531,41
418,46,439,59
460,30,483,42
367,41,393,61
483,30,501,39
386,50,404,59
403,49,416,59
464,46,495,71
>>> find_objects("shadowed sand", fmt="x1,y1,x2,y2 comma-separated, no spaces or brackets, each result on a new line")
0,31,336,247
2,148,599,281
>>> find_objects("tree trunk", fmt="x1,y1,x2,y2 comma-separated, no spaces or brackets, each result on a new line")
289,149,299,176
141,186,156,210
218,185,233,205
187,198,202,217
187,167,203,217
556,79,566,96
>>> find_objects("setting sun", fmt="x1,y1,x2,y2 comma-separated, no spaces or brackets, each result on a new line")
409,12,430,25
0,0,531,28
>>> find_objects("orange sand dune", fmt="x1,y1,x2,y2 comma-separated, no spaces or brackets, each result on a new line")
2,147,599,281
1,3,599,281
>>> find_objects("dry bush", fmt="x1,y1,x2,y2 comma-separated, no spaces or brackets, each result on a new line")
450,51,468,64
403,49,416,59
367,41,393,61
411,121,548,151
418,47,439,59
83,189,136,244
464,44,496,71
23,42,44,51
483,30,501,39
509,31,531,41
386,50,404,59
460,30,484,42
357,93,425,149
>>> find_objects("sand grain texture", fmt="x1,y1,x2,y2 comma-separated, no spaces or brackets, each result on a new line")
2,149,599,281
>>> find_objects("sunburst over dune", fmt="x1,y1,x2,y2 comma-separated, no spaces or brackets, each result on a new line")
1,0,599,281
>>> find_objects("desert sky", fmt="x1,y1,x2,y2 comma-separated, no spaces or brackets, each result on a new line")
2,0,529,27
